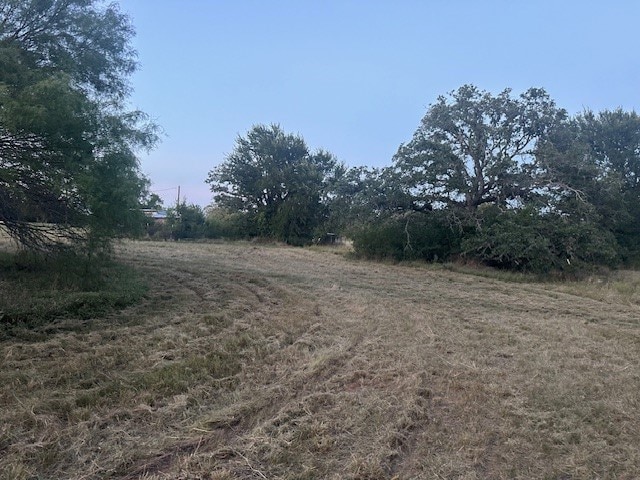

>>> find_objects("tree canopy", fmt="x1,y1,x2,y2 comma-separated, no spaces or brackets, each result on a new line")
202,86,639,273
0,0,156,252
206,124,342,245
393,85,565,212
350,86,640,271
536,109,640,260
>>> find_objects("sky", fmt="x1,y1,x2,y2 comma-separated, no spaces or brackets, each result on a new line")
118,0,640,208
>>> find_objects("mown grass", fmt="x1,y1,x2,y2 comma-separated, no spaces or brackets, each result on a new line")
439,260,640,306
0,250,147,336
2,240,640,479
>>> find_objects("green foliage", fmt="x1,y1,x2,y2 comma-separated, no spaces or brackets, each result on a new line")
0,0,137,98
535,109,640,264
140,192,164,211
0,251,147,332
462,207,619,273
0,0,157,253
352,211,464,261
353,85,636,273
577,110,640,262
206,124,341,245
143,202,207,240
351,219,409,260
170,202,206,239
204,207,256,239
393,85,565,212
325,166,414,235
272,193,325,246
201,85,640,274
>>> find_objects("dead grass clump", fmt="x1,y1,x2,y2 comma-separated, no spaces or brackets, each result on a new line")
346,455,392,480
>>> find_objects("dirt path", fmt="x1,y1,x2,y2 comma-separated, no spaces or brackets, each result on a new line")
2,241,640,479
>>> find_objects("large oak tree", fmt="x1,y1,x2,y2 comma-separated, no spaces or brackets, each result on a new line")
393,85,565,212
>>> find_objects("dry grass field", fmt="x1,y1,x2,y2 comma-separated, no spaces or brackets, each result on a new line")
2,239,640,479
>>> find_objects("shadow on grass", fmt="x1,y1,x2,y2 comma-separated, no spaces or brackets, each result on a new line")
0,250,147,339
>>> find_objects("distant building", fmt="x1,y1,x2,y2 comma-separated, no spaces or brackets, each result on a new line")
142,209,169,223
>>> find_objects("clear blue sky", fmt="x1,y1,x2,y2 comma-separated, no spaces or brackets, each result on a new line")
119,0,640,207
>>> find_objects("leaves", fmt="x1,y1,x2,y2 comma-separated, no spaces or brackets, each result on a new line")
207,124,341,244
351,85,640,270
0,0,136,99
0,0,157,253
394,85,565,211
461,207,619,273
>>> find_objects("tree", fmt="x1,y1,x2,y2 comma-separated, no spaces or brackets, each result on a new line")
170,202,206,239
0,0,136,99
537,109,640,261
580,109,640,191
325,166,414,231
393,85,565,212
0,0,157,253
206,124,341,245
140,192,164,211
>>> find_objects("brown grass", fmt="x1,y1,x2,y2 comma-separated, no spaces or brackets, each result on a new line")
1,239,640,479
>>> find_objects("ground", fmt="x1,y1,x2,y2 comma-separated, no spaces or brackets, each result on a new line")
1,240,640,479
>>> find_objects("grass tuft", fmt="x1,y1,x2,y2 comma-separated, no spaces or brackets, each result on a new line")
0,250,147,334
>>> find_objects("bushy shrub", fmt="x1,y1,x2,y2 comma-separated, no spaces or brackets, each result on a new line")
204,208,256,239
145,220,172,240
352,206,619,273
144,203,208,240
172,203,206,239
352,212,463,261
271,196,324,246
462,207,619,273
351,219,407,260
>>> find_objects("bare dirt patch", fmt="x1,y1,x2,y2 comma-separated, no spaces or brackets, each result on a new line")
1,240,640,479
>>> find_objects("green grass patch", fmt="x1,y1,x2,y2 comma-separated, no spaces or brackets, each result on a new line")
137,351,241,396
74,350,244,409
0,250,147,332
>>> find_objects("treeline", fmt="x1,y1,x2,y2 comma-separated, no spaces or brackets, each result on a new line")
2,0,637,276
200,86,640,274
